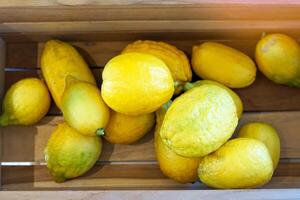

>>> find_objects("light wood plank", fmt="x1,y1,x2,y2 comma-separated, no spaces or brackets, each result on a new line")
2,3,300,24
0,189,300,200
3,20,300,34
2,111,300,163
1,164,300,190
1,0,300,7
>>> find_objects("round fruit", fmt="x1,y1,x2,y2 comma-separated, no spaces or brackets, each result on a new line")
238,122,280,168
192,42,256,88
154,103,201,183
198,138,274,189
104,110,155,144
61,77,110,137
160,84,238,157
255,33,300,87
184,80,243,118
101,52,174,115
44,123,101,183
0,78,50,126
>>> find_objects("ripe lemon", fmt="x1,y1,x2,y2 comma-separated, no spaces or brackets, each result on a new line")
44,123,101,183
61,76,110,137
198,138,273,189
101,52,174,115
160,84,238,157
104,110,155,144
238,122,280,168
0,78,50,126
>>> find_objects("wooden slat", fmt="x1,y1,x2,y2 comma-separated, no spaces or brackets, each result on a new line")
3,20,300,34
1,163,299,190
2,111,300,163
1,189,300,200
2,3,300,24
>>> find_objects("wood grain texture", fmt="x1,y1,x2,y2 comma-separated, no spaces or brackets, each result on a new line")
2,3,300,23
1,0,300,7
2,111,300,163
1,189,300,200
1,164,300,190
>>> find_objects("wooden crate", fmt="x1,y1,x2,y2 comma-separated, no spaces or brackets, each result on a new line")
0,0,300,199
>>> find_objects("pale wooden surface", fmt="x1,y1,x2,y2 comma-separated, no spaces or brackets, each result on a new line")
0,189,300,200
0,0,300,7
2,2,300,24
2,162,300,189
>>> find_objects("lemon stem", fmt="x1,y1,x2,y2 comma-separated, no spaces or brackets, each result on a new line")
183,82,195,92
162,100,172,111
96,128,105,136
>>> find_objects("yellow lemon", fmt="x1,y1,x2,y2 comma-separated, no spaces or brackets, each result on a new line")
122,40,192,94
184,80,243,118
255,33,300,87
160,84,238,157
41,40,96,109
198,138,274,189
192,42,256,88
101,52,174,115
44,123,101,183
238,122,280,168
154,102,201,183
61,76,110,137
104,110,155,144
0,78,50,126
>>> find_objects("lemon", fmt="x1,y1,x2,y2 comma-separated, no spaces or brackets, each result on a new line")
0,78,50,126
184,80,243,118
101,52,174,115
154,102,201,183
160,84,238,157
44,123,101,183
61,76,110,137
122,40,192,94
238,122,280,168
198,138,274,189
255,33,300,87
192,42,256,88
104,110,155,144
41,40,96,109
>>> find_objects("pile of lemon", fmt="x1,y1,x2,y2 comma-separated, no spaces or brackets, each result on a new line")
3,33,298,188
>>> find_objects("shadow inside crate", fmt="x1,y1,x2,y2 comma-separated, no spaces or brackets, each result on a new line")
1,125,37,189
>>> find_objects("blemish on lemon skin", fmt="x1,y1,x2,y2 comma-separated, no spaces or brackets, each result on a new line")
261,38,277,53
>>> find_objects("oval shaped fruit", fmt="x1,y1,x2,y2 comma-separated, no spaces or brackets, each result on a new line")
122,40,192,94
154,103,201,183
61,77,110,137
255,33,300,87
198,138,274,189
160,84,238,157
101,52,174,115
105,110,155,144
238,122,280,168
192,42,257,88
0,78,50,126
44,123,101,183
41,40,96,109
184,80,243,118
